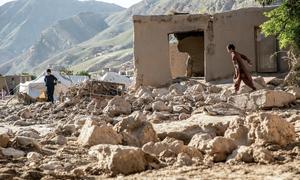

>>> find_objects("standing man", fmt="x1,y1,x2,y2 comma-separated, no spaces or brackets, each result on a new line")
44,69,57,103
227,44,257,93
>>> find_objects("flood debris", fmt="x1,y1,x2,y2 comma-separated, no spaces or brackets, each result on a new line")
0,76,299,179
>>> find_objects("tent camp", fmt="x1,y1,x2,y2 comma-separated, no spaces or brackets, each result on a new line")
100,72,132,86
19,71,88,99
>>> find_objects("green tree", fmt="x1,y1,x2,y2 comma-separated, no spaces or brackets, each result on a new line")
256,0,300,85
76,71,91,78
256,0,300,50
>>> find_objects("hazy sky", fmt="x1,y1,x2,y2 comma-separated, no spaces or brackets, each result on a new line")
0,0,142,7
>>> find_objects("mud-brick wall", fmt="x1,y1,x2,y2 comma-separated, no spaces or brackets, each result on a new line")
133,14,210,87
169,43,188,78
205,7,274,81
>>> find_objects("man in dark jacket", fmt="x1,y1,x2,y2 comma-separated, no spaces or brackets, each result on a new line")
44,69,57,103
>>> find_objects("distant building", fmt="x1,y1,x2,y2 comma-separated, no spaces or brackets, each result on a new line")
4,75,32,95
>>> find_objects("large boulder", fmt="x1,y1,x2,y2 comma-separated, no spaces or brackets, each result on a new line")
206,137,237,162
228,93,255,110
188,133,215,152
227,146,254,163
246,113,296,146
143,137,202,159
153,114,237,143
224,118,249,146
142,137,203,166
229,90,296,110
78,120,122,147
114,112,159,147
103,96,132,117
89,145,148,175
251,90,296,109
227,145,273,164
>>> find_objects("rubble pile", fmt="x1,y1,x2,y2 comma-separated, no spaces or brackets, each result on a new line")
0,77,300,178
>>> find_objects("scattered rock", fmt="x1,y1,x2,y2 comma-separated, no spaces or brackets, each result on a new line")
173,105,191,114
153,114,235,143
175,153,193,166
78,119,122,147
188,133,215,152
103,96,132,117
206,137,237,162
2,148,25,158
27,152,43,162
12,136,41,151
229,90,296,110
204,102,244,116
251,90,296,109
184,84,204,95
40,161,64,171
114,111,159,147
0,133,9,148
16,129,40,139
178,113,191,120
253,147,274,164
247,113,296,146
89,144,148,175
224,118,249,145
142,137,203,164
207,85,222,94
152,101,169,112
227,146,254,163
267,77,284,86
52,135,67,145
18,108,33,119
287,86,300,99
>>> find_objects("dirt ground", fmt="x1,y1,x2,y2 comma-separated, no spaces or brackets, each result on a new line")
1,78,300,180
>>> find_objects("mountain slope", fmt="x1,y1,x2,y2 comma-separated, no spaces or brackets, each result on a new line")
3,12,109,74
31,0,261,74
0,0,123,60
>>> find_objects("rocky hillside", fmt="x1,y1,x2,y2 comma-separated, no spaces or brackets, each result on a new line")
0,0,123,64
2,12,110,74
0,0,263,74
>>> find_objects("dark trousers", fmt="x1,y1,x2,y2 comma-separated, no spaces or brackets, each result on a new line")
46,86,55,103
234,73,257,92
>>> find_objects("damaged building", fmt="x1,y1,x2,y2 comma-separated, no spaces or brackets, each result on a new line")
133,7,288,87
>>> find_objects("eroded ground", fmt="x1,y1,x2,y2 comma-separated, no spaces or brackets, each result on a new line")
0,78,300,179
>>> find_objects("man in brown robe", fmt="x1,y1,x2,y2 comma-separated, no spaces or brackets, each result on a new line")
227,44,257,93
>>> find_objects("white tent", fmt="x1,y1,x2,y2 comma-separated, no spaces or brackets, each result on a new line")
100,72,132,86
19,71,88,99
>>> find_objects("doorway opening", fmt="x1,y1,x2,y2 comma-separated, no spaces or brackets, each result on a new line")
168,31,205,79
254,27,278,73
